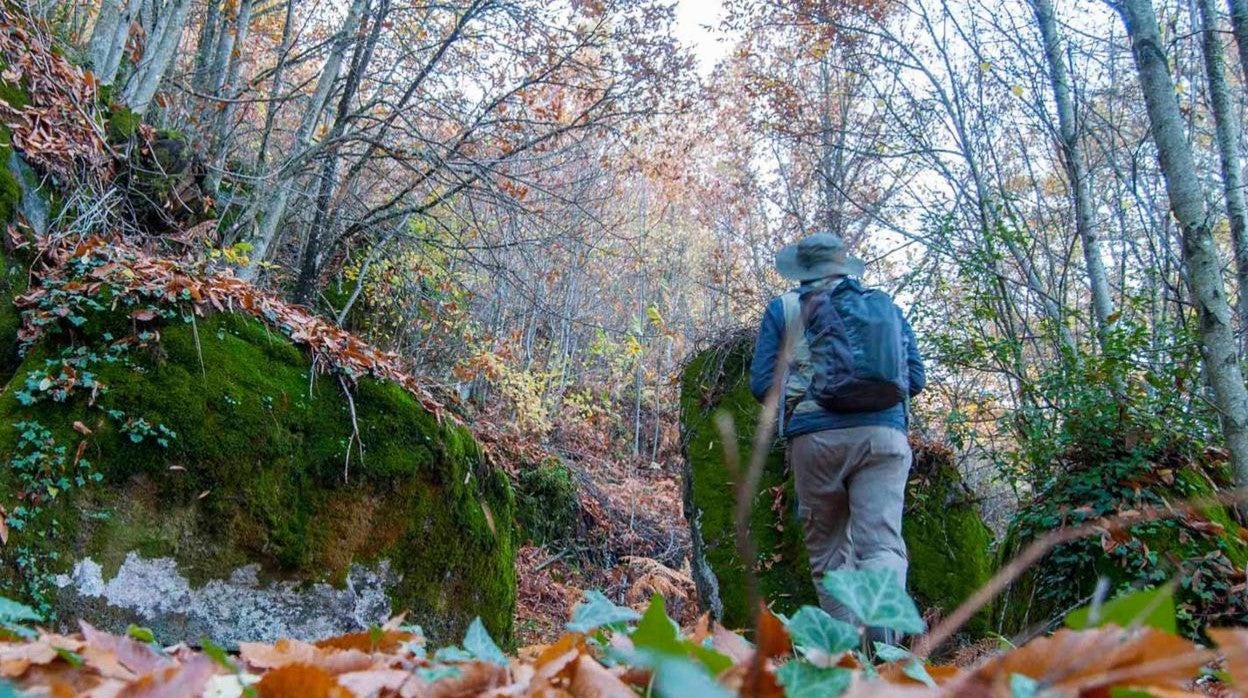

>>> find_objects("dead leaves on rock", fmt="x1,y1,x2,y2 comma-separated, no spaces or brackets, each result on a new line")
18,236,451,423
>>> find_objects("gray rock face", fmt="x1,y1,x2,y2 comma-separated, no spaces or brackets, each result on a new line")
53,553,396,647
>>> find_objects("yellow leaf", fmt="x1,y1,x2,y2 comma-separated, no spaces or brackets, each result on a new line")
1011,85,1024,97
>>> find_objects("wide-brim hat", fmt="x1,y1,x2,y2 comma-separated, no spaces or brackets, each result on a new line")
774,232,866,281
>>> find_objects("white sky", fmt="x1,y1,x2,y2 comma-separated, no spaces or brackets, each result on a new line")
673,0,732,75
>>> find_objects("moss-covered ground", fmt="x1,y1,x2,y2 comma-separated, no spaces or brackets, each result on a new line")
905,443,994,636
514,456,579,546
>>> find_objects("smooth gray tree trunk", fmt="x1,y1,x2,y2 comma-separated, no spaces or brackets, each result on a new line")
1200,0,1248,331
120,0,193,115
191,0,220,91
87,0,142,85
203,0,254,193
293,0,387,303
1118,0,1248,488
1032,0,1116,345
241,0,370,280
1229,0,1248,80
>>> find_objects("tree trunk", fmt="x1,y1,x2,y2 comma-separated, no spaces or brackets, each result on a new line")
203,0,254,193
1031,0,1116,345
191,0,220,91
88,0,142,85
1228,0,1248,82
1117,0,1248,488
240,0,370,280
254,0,296,175
87,0,121,74
293,0,387,304
120,0,193,115
1198,0,1248,332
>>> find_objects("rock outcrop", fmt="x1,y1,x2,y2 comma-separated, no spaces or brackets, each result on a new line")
0,310,517,647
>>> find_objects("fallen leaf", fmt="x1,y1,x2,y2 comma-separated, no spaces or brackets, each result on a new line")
315,630,413,654
968,626,1211,695
117,655,217,698
80,622,167,675
336,668,414,696
1209,628,1248,690
254,663,352,698
569,654,635,697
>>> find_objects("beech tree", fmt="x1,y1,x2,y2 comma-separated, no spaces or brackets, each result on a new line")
1030,0,1116,344
1114,0,1248,487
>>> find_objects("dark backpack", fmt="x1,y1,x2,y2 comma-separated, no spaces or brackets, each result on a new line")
801,281,909,413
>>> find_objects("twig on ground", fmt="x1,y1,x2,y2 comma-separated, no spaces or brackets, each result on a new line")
339,374,364,483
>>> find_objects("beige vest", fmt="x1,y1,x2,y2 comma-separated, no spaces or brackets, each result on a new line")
779,277,846,416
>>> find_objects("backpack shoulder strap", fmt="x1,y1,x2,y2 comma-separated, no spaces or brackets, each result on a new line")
777,290,813,403
780,290,802,329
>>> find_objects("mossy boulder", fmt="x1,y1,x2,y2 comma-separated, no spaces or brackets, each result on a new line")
995,456,1248,639
0,311,517,647
680,334,994,634
514,457,580,546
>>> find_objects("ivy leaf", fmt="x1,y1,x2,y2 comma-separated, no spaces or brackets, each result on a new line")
1010,673,1040,698
775,661,852,698
786,606,859,656
567,591,639,633
1065,585,1176,635
462,618,507,666
0,597,40,625
433,646,474,663
632,650,734,698
632,594,682,654
416,665,462,683
873,643,935,687
631,595,733,675
821,569,925,634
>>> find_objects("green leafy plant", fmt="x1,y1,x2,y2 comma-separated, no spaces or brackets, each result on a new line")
0,597,39,639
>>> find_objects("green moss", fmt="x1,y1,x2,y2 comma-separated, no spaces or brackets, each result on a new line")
0,147,19,223
0,311,517,644
0,77,29,111
0,152,29,379
904,447,994,636
105,105,141,144
515,457,579,545
681,341,815,630
681,337,995,635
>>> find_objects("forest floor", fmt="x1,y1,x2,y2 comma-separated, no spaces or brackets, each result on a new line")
504,409,697,645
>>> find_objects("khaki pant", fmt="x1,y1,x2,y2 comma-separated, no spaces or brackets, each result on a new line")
790,426,912,626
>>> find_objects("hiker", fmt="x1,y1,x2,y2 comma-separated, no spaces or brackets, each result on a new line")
749,232,926,642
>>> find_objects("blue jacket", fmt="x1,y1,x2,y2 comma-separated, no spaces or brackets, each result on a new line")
749,280,926,437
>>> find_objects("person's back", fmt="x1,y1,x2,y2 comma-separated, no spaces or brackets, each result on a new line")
749,232,925,644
